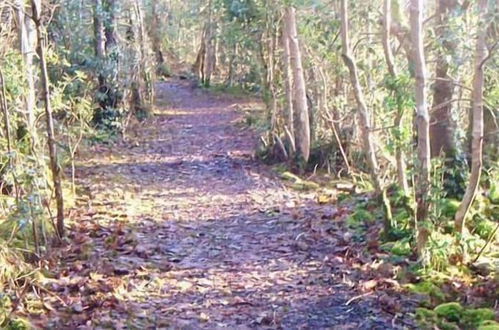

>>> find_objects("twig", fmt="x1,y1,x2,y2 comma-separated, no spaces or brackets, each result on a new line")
345,292,373,305
34,283,68,306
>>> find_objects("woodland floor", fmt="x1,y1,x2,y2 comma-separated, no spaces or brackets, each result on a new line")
31,80,417,329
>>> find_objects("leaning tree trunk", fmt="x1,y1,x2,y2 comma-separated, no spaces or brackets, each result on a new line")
410,0,431,261
284,7,310,166
31,0,65,238
341,0,392,230
0,68,12,153
382,0,409,196
455,0,489,237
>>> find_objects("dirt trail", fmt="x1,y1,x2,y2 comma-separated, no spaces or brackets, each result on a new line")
36,80,412,329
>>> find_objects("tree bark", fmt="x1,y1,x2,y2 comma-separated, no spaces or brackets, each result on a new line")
410,0,431,260
455,0,489,236
285,7,310,165
382,0,409,196
193,25,207,82
31,0,65,238
93,0,105,59
0,68,11,153
204,0,215,87
430,0,459,158
150,0,165,67
341,0,392,230
17,0,37,142
282,15,295,152
103,0,117,52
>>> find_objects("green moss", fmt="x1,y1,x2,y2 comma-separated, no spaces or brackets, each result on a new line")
346,209,374,229
272,164,287,174
280,171,301,182
490,183,499,204
416,308,437,320
390,240,412,256
462,308,496,328
291,180,320,191
478,320,499,330
405,281,446,303
6,318,31,330
437,319,459,330
416,308,438,329
337,193,350,202
434,302,464,322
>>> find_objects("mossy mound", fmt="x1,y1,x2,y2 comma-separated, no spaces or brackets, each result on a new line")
280,171,301,182
478,320,499,330
279,172,320,191
381,241,412,257
291,181,320,191
405,281,446,304
462,308,496,328
5,318,31,330
416,308,438,328
346,208,375,230
434,302,464,322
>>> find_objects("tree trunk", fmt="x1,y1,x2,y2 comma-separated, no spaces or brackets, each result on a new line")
382,0,409,196
282,16,295,152
103,0,117,52
150,0,165,67
93,0,106,59
0,68,12,153
455,0,489,236
204,0,215,87
410,0,431,260
285,7,310,165
193,26,207,82
133,0,153,109
31,0,65,238
341,0,392,230
430,0,459,158
17,0,37,143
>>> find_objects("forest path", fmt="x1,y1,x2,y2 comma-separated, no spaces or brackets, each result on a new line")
37,80,410,329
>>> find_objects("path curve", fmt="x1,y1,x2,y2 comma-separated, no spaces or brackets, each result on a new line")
37,80,410,329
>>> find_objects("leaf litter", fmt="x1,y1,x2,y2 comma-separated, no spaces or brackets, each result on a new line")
26,80,417,329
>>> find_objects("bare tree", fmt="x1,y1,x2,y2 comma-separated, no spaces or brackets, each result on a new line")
17,0,38,145
204,0,215,86
282,10,295,154
31,0,65,238
382,0,409,196
410,0,431,260
341,0,392,230
455,0,491,237
93,0,105,60
285,7,310,165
